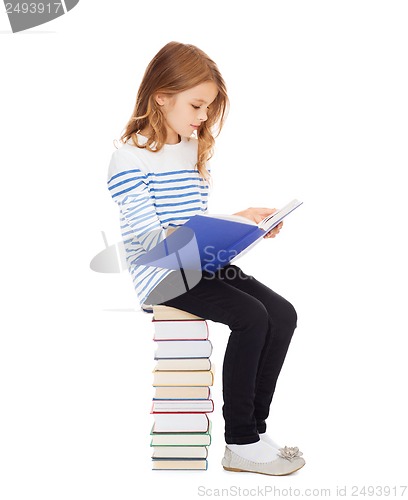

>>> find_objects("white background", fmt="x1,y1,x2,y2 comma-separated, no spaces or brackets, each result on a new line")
1,1,408,499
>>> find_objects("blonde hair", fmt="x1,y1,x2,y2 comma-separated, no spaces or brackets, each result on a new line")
118,41,229,182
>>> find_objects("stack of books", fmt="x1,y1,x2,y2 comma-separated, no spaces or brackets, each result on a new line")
150,304,214,470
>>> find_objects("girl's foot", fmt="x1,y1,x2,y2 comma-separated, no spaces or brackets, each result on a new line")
259,432,304,461
222,446,305,476
259,432,281,449
226,440,278,463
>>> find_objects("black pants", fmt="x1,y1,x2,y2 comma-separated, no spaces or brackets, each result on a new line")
146,264,297,445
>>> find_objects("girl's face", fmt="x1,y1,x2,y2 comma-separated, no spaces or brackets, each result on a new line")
156,81,219,143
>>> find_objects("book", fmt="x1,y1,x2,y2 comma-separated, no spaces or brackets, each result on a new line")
151,446,208,458
151,399,214,413
134,199,303,273
152,369,214,387
149,305,214,470
150,422,212,446
209,199,303,232
153,386,211,400
153,319,209,340
154,358,212,371
152,458,208,470
152,413,210,433
154,339,213,359
152,305,203,320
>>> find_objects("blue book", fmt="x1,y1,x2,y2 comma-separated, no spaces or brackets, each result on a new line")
134,199,302,274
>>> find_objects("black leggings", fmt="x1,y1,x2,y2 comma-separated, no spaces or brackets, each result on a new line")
146,264,298,445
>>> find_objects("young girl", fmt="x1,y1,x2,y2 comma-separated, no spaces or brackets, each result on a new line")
107,41,305,476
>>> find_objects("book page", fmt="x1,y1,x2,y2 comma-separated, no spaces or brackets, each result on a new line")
258,199,303,232
201,213,256,225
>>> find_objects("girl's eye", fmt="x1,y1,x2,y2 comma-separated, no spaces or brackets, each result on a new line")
192,105,200,109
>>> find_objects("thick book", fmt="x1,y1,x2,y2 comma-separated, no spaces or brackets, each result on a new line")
152,305,203,320
150,421,212,446
151,399,214,413
151,446,208,459
152,369,214,387
152,458,208,470
134,199,303,273
152,413,210,433
154,358,212,371
154,339,213,359
153,386,211,400
153,319,209,340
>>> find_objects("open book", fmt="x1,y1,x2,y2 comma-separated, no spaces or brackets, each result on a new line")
207,198,303,233
203,198,303,265
133,199,303,274
182,198,303,272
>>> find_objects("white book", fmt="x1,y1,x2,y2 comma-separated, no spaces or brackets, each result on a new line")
152,319,209,340
154,339,213,359
151,399,214,413
151,446,208,459
153,413,210,433
152,458,208,470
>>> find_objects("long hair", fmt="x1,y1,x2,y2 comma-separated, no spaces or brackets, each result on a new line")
119,42,229,182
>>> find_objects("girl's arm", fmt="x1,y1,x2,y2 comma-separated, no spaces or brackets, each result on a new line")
107,150,166,251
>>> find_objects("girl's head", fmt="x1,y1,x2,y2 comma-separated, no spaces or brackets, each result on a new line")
120,41,229,181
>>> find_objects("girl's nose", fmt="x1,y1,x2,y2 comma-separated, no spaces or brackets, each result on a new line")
198,109,208,122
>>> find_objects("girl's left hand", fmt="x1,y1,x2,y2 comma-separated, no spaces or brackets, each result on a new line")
232,207,284,239
264,221,283,239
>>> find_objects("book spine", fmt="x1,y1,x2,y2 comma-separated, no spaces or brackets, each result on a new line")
152,319,209,340
151,399,214,413
152,386,211,400
153,339,213,359
152,371,214,387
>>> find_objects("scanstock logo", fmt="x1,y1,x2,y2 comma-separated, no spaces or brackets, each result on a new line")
4,0,79,33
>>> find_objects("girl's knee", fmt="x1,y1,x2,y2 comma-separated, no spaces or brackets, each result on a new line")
266,296,297,332
230,299,270,333
284,300,297,330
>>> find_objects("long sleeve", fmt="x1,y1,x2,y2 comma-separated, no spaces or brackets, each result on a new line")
107,149,165,252
106,137,208,308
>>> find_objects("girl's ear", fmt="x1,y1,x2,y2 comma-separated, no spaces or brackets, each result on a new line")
155,93,167,106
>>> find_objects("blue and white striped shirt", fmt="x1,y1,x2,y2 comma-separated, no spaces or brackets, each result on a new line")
107,134,210,309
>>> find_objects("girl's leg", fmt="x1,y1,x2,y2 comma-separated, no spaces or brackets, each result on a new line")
214,265,298,434
150,269,271,444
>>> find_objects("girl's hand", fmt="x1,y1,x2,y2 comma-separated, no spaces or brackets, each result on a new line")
233,207,283,239
233,207,277,224
264,221,283,239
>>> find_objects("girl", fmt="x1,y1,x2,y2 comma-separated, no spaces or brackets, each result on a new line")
107,41,305,476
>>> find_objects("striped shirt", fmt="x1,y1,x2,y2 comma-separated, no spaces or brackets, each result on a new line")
107,134,210,309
